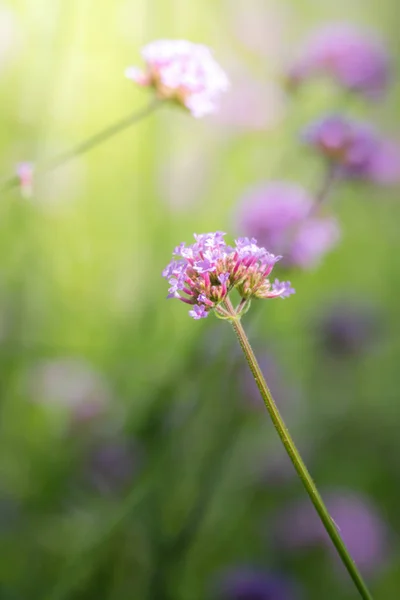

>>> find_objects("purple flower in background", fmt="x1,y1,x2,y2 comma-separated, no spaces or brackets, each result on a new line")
235,182,340,270
317,301,380,357
162,233,294,320
275,491,388,577
287,23,390,99
125,40,229,118
87,441,140,494
303,115,400,185
214,566,298,600
290,217,340,269
367,139,400,186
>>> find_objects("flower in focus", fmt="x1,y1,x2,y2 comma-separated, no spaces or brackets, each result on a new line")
275,491,388,577
16,162,34,198
162,232,294,320
287,23,390,99
235,182,340,270
125,40,229,118
213,566,299,600
317,300,380,358
303,115,400,185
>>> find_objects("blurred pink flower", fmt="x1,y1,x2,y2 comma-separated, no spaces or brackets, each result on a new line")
16,162,34,198
126,40,229,118
287,23,390,99
235,182,340,270
275,491,389,577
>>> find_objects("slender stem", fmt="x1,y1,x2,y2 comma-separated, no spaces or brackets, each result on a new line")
310,163,338,215
223,297,373,600
0,98,161,194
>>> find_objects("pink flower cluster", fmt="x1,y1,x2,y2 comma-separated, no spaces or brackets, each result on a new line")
288,23,390,99
126,39,229,118
162,232,294,319
236,182,340,270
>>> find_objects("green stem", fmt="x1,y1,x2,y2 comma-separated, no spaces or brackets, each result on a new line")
223,297,374,600
0,98,160,194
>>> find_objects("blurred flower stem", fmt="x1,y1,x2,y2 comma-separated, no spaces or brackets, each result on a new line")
223,297,373,600
315,164,338,206
0,98,160,194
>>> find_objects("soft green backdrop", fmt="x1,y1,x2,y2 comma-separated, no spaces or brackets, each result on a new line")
0,1,399,599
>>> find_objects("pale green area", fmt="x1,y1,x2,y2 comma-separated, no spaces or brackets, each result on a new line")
0,1,399,599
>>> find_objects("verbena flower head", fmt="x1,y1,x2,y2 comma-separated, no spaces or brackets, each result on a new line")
235,182,340,269
162,232,294,319
125,40,229,118
213,566,298,600
303,115,400,185
287,23,390,99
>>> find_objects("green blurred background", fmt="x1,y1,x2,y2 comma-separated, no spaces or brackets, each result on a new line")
0,0,399,598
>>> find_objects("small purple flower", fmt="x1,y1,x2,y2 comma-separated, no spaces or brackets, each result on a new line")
271,280,295,298
189,304,209,320
275,491,388,577
213,566,298,600
163,233,294,320
218,272,230,285
287,23,391,99
235,182,340,270
303,115,400,185
125,40,229,118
